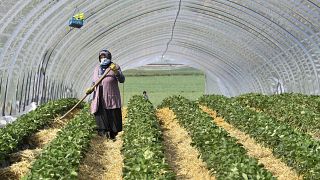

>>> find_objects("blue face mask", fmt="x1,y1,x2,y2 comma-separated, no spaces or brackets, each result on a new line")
100,58,111,66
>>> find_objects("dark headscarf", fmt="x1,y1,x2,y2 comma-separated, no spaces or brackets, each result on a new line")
98,50,112,77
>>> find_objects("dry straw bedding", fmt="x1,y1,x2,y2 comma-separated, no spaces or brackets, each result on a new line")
78,107,127,180
200,105,302,180
157,107,215,180
0,109,80,180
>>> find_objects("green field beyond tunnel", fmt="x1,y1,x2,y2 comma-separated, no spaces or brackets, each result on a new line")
121,67,205,106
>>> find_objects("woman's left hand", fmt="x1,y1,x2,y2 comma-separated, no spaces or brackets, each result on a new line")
110,63,118,74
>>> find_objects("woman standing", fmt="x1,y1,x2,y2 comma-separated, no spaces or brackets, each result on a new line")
86,49,125,139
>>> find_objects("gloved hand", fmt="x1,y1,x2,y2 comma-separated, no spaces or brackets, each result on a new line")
109,63,118,74
85,87,94,94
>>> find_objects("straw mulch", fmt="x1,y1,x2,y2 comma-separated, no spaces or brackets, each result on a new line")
200,105,302,180
28,109,80,148
78,108,127,180
0,109,80,180
157,108,215,180
0,160,31,179
308,132,320,141
0,149,42,179
313,132,320,140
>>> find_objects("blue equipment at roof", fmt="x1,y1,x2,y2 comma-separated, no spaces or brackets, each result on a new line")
69,12,85,28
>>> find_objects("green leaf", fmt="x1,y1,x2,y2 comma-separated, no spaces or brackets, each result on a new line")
242,173,248,180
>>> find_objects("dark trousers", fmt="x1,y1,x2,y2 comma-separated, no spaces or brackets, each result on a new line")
94,87,122,138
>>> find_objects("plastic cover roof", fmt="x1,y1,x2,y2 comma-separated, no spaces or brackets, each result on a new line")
0,0,320,115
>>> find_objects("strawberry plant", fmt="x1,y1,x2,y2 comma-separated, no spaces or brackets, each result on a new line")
123,95,175,179
0,98,82,162
235,93,320,134
199,95,320,179
159,95,275,179
24,105,95,179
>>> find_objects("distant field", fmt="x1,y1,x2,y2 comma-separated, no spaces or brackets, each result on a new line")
120,68,205,106
123,67,204,76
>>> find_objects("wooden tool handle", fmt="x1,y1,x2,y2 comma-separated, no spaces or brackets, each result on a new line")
59,67,112,120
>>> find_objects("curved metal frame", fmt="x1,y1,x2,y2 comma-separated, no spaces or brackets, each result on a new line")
0,0,319,115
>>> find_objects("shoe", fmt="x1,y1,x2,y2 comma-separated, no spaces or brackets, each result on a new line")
109,131,117,141
98,131,104,137
105,131,111,139
98,130,107,137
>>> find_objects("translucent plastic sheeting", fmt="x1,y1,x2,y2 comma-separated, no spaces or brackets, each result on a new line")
0,0,319,115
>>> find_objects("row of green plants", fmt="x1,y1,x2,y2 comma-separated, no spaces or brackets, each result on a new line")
234,93,320,134
24,105,96,179
0,98,81,162
199,95,320,179
236,93,320,112
159,96,275,179
122,95,175,179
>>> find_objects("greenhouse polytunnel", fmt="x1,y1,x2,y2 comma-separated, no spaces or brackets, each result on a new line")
0,0,320,179
0,0,319,115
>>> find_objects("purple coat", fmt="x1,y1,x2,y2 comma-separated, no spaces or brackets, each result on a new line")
90,63,125,114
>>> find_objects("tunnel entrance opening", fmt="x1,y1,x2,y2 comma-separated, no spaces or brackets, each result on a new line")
121,64,205,106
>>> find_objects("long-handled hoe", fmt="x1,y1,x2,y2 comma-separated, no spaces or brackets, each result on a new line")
59,68,112,119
